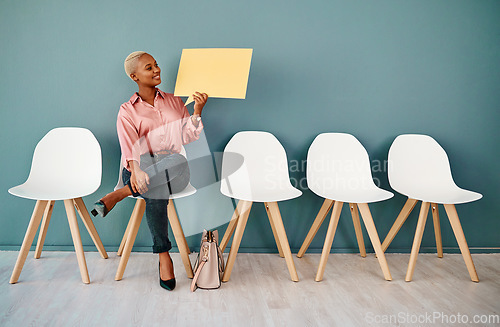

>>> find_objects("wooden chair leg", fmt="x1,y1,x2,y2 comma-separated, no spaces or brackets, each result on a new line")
222,200,253,282
34,200,55,259
117,218,132,256
382,198,418,252
349,203,366,258
117,199,143,256
64,199,90,284
73,198,108,259
316,201,343,282
431,203,443,258
297,199,334,258
220,199,244,252
10,200,48,284
357,203,392,281
405,201,430,282
115,198,146,281
264,202,284,258
266,202,299,282
443,204,479,282
167,200,194,279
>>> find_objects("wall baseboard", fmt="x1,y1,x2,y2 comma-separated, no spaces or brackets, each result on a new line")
1,245,499,254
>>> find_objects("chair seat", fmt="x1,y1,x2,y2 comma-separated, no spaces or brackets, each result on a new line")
169,183,196,199
9,183,96,201
310,185,393,204
221,185,302,203
398,184,482,204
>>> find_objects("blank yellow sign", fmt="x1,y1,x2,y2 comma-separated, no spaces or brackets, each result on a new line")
174,48,253,105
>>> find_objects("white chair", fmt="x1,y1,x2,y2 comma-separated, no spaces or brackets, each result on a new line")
114,146,196,280
220,131,302,282
297,133,393,281
381,134,482,282
8,127,108,284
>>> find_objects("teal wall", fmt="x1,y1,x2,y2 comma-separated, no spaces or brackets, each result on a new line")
1,0,499,253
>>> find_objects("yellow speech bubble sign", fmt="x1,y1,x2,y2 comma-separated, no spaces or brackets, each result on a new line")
174,48,253,105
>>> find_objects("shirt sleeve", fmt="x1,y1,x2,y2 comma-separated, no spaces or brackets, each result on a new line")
116,107,141,169
177,97,204,145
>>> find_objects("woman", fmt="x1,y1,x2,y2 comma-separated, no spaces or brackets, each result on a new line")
92,51,208,291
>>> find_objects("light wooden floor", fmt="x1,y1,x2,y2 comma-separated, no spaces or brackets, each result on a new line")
0,251,499,327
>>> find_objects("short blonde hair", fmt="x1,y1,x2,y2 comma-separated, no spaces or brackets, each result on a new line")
124,51,147,79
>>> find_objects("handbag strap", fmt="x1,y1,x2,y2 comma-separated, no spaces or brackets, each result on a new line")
190,244,210,292
190,260,206,292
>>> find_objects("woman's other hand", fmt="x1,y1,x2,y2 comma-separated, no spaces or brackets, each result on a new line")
193,92,208,115
131,169,150,194
129,160,150,194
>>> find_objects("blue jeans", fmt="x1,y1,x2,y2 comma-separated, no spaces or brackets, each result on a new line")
122,153,190,253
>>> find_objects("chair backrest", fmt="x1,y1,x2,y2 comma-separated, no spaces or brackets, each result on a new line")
307,133,378,196
388,134,456,196
220,131,295,200
24,127,102,197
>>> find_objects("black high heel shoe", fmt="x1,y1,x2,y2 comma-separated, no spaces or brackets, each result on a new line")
159,258,176,291
91,200,113,218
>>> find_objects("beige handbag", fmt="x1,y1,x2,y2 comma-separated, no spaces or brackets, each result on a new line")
191,230,225,292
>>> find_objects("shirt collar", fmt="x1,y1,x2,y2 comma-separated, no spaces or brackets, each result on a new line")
130,88,164,104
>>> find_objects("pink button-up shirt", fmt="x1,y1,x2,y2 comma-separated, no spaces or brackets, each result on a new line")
117,89,203,170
